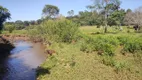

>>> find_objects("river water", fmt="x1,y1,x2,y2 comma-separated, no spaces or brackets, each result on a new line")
0,41,47,80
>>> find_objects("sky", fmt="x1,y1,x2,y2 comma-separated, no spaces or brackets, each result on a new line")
0,0,142,21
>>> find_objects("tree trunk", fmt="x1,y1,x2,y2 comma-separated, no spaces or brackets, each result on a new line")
104,25,107,33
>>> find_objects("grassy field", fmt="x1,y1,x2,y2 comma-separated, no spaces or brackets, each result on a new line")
37,26,142,80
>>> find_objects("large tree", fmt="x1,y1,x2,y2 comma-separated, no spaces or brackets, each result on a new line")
0,5,11,32
42,4,60,18
88,0,121,33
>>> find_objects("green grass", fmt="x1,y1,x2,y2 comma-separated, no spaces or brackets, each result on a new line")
1,30,28,36
79,26,135,34
37,26,142,80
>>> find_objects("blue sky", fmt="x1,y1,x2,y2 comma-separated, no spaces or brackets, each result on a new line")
1,0,142,21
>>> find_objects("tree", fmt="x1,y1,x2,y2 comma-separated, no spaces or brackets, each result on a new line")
42,4,60,18
23,21,30,26
88,0,121,33
126,9,132,13
15,20,24,30
0,5,11,33
67,10,74,17
37,19,42,24
124,6,142,27
108,9,126,26
77,10,99,26
124,12,134,26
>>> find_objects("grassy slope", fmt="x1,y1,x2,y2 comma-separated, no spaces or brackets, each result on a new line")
37,26,142,80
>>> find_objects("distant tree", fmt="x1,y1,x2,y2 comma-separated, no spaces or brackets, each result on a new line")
42,4,60,18
124,12,134,26
88,0,121,33
23,21,29,26
0,5,11,33
67,10,74,17
15,20,24,30
108,9,126,26
29,20,36,25
126,9,132,13
124,6,142,27
36,19,42,24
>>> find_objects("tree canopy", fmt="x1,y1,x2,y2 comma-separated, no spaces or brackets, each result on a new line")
0,5,11,31
42,4,60,18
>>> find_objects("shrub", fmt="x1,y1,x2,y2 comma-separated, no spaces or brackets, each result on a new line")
80,35,119,56
123,39,142,53
117,35,142,53
117,36,130,45
28,19,79,43
4,24,15,33
114,61,127,73
102,55,116,67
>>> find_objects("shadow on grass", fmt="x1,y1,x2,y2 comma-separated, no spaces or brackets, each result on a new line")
36,67,51,77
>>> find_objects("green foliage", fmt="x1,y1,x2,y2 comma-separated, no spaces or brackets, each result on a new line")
117,36,131,45
114,61,127,73
0,5,11,31
14,20,27,30
42,4,60,18
28,19,79,43
102,55,116,67
123,39,142,53
43,56,58,69
37,26,142,80
4,24,15,33
80,36,119,56
108,9,126,26
117,35,142,53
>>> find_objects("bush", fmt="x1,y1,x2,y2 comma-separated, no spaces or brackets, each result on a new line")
123,38,142,53
117,36,131,45
28,19,79,43
4,24,15,33
80,35,119,56
114,61,127,73
102,55,116,67
117,35,142,53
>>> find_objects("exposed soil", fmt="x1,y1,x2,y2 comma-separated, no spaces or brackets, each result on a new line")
2,35,30,42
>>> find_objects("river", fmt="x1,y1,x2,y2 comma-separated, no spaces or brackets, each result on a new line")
0,41,47,80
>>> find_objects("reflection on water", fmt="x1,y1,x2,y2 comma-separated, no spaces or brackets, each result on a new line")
0,41,47,80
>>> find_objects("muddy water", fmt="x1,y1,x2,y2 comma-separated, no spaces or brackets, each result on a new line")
0,41,47,80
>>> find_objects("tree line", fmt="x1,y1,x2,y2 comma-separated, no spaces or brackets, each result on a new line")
0,0,142,33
